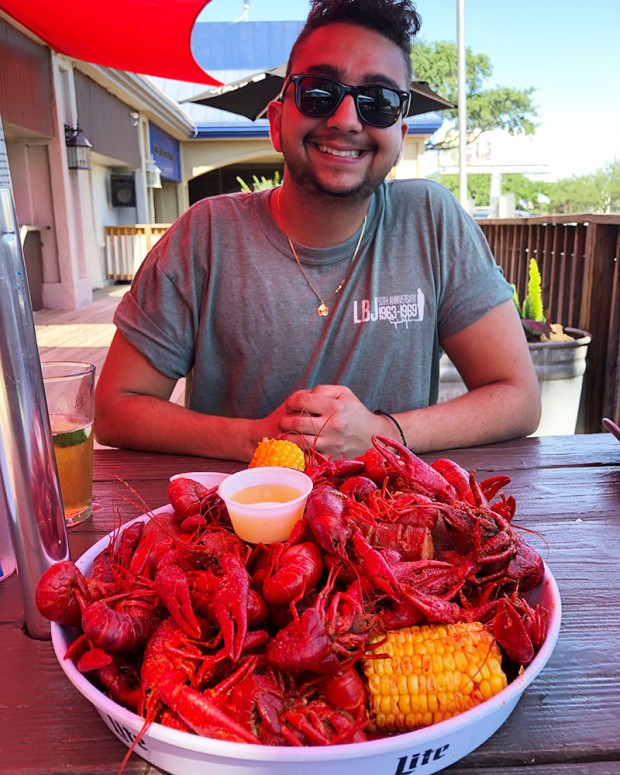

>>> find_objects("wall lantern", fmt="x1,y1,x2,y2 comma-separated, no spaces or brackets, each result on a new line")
64,124,92,170
145,156,162,188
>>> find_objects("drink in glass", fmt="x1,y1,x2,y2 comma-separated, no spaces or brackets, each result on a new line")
42,362,95,526
50,413,94,523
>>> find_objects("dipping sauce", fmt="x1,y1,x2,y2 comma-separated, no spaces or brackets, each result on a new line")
231,483,302,505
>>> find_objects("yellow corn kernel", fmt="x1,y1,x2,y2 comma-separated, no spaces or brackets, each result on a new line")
248,437,305,471
363,622,507,733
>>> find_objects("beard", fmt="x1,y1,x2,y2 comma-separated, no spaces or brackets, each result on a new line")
281,135,402,204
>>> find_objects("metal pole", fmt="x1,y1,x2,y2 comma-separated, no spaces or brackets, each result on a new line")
0,115,69,639
457,0,468,207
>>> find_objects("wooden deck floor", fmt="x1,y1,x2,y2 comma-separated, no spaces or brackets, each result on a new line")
34,284,185,447
34,284,128,382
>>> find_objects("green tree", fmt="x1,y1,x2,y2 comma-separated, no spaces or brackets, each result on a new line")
434,172,551,210
412,40,538,151
547,160,620,214
436,165,620,214
434,173,491,205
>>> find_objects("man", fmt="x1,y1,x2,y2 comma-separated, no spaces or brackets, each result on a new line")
94,0,540,461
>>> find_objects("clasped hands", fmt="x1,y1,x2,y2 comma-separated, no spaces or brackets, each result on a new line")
257,384,393,459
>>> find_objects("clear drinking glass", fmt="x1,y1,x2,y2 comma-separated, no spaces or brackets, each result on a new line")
41,361,96,527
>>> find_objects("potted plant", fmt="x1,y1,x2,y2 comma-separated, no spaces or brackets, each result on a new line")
514,258,577,343
439,258,592,435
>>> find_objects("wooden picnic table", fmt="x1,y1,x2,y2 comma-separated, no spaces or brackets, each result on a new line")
1,433,619,774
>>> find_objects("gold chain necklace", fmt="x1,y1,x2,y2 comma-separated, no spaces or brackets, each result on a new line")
276,189,367,317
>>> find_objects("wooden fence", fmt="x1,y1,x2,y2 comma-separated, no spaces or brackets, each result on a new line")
478,214,620,434
104,224,171,280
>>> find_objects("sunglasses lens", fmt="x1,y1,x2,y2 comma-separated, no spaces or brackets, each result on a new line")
296,76,341,116
357,87,403,127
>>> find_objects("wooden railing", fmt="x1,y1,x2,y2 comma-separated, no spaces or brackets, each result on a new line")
104,224,171,281
478,214,620,433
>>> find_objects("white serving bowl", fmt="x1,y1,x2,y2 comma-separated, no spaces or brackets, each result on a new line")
51,509,561,775
169,471,231,488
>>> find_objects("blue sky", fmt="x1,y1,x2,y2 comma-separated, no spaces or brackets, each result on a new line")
200,0,620,180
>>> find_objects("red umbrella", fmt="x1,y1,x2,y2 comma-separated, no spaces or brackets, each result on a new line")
0,0,222,85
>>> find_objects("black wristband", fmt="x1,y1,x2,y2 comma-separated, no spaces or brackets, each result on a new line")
374,409,408,449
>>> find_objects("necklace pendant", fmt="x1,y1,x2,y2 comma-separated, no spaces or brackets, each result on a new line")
317,303,329,317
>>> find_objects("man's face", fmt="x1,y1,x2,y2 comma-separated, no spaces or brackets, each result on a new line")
268,22,409,202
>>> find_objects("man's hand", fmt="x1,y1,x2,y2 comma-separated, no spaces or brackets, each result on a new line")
278,384,388,458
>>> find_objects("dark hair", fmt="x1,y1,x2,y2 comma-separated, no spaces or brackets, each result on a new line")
287,0,421,82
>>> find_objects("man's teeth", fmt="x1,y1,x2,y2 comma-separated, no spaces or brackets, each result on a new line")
317,145,361,158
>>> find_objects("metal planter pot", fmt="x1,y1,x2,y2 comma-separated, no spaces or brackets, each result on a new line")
438,328,592,436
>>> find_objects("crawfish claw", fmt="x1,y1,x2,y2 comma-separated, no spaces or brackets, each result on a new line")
214,553,250,662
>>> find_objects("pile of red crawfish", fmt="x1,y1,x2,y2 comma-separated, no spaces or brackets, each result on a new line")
36,435,548,748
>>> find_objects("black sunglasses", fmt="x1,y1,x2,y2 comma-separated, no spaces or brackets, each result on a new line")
281,73,411,128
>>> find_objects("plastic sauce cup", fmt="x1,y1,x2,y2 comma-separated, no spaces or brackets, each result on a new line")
218,467,313,544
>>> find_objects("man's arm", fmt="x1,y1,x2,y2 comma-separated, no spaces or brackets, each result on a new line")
94,332,281,461
398,299,541,451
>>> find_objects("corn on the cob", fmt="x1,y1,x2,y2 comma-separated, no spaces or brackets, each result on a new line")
249,437,306,471
363,622,507,732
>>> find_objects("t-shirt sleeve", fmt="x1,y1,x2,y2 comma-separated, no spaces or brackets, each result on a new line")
433,190,514,340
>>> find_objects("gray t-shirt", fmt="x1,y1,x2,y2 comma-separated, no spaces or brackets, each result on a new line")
114,178,513,418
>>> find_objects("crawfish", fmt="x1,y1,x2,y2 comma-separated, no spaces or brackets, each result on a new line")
260,541,324,606
350,531,403,602
303,485,352,557
96,654,142,712
127,511,184,577
210,552,250,661
267,571,371,677
81,594,162,653
156,549,252,661
121,616,258,767
371,557,475,631
139,617,205,721
492,593,548,666
437,499,519,582
35,561,93,627
279,696,369,746
157,654,261,743
504,537,545,592
145,523,251,657
35,557,123,628
354,520,435,562
364,436,457,503
86,520,146,583
304,451,366,488
318,663,369,717
168,477,230,531
351,488,441,529
338,475,378,502
222,663,288,743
